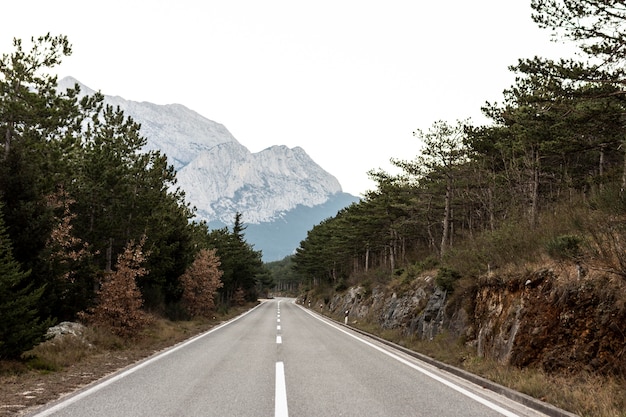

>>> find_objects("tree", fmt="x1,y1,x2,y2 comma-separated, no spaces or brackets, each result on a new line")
0,34,73,155
67,101,195,312
531,0,626,75
394,120,469,256
0,34,86,321
518,1,626,193
180,249,223,318
0,204,52,359
41,187,95,320
0,34,77,271
207,213,265,305
80,237,150,338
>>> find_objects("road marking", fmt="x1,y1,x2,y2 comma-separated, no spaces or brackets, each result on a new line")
302,308,521,417
277,325,281,331
275,361,289,417
30,302,267,417
276,335,282,344
277,318,281,323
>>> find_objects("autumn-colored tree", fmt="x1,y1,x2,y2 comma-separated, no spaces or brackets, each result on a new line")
80,237,150,337
180,249,223,318
45,188,92,282
43,188,95,320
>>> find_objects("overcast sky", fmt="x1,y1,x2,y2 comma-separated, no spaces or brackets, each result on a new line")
1,1,574,196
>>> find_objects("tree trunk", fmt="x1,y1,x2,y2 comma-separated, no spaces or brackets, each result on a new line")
389,229,396,271
530,148,540,228
621,138,626,194
440,182,451,258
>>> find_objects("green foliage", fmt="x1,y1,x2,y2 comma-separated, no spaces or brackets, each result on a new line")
204,213,265,305
415,256,440,272
0,204,53,360
546,235,584,261
435,267,461,294
335,279,348,292
0,34,201,322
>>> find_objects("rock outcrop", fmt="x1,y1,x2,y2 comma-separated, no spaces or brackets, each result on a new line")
310,265,626,376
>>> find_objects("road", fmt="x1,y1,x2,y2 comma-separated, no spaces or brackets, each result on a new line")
29,299,556,417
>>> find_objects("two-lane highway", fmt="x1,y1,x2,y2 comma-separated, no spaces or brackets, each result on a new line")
29,298,557,417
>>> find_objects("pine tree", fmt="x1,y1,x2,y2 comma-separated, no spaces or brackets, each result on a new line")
179,249,223,318
207,213,264,305
0,204,52,360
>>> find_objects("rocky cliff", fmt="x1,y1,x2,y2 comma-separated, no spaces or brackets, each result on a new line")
310,264,626,376
57,76,359,260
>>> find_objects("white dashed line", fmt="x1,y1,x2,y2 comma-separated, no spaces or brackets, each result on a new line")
275,361,288,417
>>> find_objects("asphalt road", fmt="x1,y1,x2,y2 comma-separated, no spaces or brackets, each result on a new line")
29,299,555,417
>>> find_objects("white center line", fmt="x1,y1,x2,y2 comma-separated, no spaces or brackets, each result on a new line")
276,335,282,344
275,361,289,417
277,325,281,331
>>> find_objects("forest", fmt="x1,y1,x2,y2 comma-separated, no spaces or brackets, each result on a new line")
0,35,270,359
290,1,626,293
2,0,626,367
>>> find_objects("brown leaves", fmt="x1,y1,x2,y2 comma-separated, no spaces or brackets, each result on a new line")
45,188,92,282
179,249,224,318
80,236,151,338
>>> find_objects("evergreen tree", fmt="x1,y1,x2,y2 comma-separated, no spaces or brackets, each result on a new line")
0,204,52,359
207,213,264,305
0,34,83,320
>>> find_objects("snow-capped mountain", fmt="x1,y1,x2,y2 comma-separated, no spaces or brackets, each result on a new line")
58,77,358,259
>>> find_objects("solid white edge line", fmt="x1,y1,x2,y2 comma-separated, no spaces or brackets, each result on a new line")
275,361,289,417
300,307,521,417
30,301,268,417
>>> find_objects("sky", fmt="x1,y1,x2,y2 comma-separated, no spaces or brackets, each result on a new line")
1,1,575,196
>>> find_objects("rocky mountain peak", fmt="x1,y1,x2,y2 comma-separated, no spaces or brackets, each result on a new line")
57,77,350,234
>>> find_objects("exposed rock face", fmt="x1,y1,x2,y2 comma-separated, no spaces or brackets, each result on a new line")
313,266,626,376
324,276,456,341
57,76,344,225
57,76,359,260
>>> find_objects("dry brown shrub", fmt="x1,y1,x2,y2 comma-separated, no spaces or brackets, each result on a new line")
180,248,224,318
79,237,151,337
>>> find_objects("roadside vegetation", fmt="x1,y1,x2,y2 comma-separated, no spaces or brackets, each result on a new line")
0,34,271,362
0,306,254,415
274,2,626,416
2,1,626,416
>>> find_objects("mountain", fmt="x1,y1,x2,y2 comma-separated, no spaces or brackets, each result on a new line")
57,77,359,260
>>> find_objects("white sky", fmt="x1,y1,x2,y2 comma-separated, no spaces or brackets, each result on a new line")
1,1,574,196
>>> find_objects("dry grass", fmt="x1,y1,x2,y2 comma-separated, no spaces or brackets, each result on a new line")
461,356,626,417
